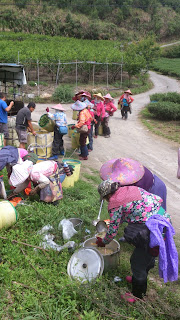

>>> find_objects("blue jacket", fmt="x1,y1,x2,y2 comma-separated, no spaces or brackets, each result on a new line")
0,146,19,171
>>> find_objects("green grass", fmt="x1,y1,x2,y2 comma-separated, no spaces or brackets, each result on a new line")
140,106,180,144
151,58,180,78
0,168,179,319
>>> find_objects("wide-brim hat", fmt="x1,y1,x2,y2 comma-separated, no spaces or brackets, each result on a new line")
100,158,145,185
72,90,85,101
124,89,132,95
103,93,113,100
81,91,91,100
93,93,104,101
51,104,65,111
71,100,87,111
84,99,94,108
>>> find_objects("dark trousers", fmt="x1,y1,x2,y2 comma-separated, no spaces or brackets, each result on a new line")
79,131,89,157
87,124,93,150
94,115,101,136
102,116,110,136
52,125,64,155
130,248,155,298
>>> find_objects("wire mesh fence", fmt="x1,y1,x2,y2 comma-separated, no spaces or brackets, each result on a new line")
23,59,124,94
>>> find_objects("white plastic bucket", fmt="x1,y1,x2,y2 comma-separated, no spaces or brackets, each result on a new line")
0,201,17,230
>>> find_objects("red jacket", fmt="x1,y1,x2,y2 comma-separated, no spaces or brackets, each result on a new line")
118,94,134,104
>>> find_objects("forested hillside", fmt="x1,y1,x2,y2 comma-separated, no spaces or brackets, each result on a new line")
1,0,180,41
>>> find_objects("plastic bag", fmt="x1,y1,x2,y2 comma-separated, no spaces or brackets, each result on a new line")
38,224,54,235
58,219,77,240
38,224,76,251
40,236,76,252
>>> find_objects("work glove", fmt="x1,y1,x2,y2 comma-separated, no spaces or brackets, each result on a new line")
96,237,105,247
149,246,159,257
71,125,76,130
46,107,49,112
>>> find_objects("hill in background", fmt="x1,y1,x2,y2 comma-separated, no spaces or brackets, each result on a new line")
1,0,180,41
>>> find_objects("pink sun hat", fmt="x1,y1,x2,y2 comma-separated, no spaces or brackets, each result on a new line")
51,104,65,111
100,158,145,185
103,93,113,100
81,91,92,100
124,89,132,95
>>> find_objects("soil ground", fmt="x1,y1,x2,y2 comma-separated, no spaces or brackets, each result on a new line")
32,71,180,234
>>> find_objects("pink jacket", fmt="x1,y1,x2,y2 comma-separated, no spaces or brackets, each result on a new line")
30,160,57,183
91,100,105,118
104,101,117,115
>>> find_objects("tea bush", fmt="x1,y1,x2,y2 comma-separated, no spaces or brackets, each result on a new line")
150,92,180,104
52,85,74,103
147,101,180,120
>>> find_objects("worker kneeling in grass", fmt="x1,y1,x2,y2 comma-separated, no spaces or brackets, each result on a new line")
8,159,73,204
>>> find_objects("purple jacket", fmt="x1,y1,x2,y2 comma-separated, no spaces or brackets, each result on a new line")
145,214,178,283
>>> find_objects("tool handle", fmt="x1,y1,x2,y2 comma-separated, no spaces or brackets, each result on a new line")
97,200,104,220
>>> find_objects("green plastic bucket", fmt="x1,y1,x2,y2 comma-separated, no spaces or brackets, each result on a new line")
38,114,55,132
72,110,78,120
63,159,81,182
68,124,75,138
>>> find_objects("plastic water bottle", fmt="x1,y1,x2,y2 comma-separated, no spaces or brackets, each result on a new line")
63,162,71,176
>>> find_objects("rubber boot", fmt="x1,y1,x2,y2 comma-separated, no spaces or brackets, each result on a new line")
48,155,58,160
132,276,147,299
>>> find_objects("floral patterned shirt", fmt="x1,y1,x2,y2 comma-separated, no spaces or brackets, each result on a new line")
103,188,171,244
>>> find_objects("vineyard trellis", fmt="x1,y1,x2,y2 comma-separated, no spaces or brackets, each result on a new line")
24,59,124,95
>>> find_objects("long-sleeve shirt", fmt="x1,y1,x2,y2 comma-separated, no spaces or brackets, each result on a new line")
91,100,105,118
118,94,134,105
102,187,171,245
12,160,58,193
104,101,117,115
48,112,67,127
75,108,93,130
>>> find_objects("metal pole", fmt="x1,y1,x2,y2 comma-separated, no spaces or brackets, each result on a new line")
92,63,95,88
120,56,123,88
56,60,60,86
75,59,78,89
37,59,40,96
18,51,19,64
106,62,109,89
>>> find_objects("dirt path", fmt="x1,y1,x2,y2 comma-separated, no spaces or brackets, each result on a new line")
33,71,180,233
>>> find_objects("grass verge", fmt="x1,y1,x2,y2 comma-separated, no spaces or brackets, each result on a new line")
140,107,180,144
0,168,179,319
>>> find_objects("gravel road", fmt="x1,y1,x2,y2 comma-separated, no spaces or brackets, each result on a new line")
32,71,180,233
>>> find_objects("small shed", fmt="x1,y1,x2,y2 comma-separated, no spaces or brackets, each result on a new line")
0,63,27,115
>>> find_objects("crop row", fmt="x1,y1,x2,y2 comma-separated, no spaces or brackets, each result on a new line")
151,58,180,77
0,32,123,64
